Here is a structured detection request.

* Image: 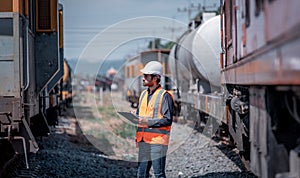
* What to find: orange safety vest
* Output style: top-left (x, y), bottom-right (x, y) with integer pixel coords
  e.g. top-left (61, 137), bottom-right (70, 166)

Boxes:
top-left (136, 87), bottom-right (172, 145)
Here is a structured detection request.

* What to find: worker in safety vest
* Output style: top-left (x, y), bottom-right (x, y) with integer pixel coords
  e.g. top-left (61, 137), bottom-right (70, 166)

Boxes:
top-left (135, 61), bottom-right (174, 178)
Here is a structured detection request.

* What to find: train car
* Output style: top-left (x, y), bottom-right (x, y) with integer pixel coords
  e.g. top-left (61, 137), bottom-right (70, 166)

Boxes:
top-left (169, 14), bottom-right (221, 94)
top-left (168, 13), bottom-right (222, 123)
top-left (60, 59), bottom-right (73, 109)
top-left (221, 1), bottom-right (300, 177)
top-left (170, 1), bottom-right (300, 178)
top-left (0, 0), bottom-right (65, 172)
top-left (125, 49), bottom-right (172, 108)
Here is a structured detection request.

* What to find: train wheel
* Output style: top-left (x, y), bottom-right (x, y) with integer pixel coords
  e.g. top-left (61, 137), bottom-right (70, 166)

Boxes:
top-left (249, 87), bottom-right (300, 178)
top-left (0, 140), bottom-right (15, 174)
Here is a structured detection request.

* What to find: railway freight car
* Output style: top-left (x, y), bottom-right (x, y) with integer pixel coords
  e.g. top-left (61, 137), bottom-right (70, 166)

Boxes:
top-left (168, 14), bottom-right (221, 123)
top-left (221, 1), bottom-right (300, 177)
top-left (169, 1), bottom-right (300, 178)
top-left (0, 0), bottom-right (65, 172)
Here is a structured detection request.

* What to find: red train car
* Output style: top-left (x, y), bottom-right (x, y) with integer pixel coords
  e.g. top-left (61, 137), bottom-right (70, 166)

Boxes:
top-left (169, 1), bottom-right (300, 177)
top-left (221, 0), bottom-right (300, 177)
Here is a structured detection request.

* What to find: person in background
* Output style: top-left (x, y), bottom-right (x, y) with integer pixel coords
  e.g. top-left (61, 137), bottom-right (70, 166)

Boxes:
top-left (135, 61), bottom-right (174, 178)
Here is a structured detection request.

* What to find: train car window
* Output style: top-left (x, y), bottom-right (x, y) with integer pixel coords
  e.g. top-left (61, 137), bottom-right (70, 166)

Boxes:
top-left (229, 0), bottom-right (233, 41)
top-left (129, 66), bottom-right (132, 78)
top-left (36, 0), bottom-right (58, 32)
top-left (245, 0), bottom-right (250, 27)
top-left (255, 0), bottom-right (264, 17)
top-left (241, 1), bottom-right (245, 19)
top-left (131, 65), bottom-right (135, 78)
top-left (125, 67), bottom-right (129, 78)
top-left (225, 0), bottom-right (233, 44)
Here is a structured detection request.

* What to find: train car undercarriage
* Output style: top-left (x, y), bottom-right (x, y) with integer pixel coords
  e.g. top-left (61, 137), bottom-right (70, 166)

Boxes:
top-left (177, 84), bottom-right (300, 178)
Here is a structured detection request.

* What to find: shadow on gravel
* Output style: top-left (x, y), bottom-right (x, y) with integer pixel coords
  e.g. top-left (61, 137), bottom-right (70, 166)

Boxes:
top-left (192, 125), bottom-right (257, 178)
top-left (191, 171), bottom-right (257, 178)
top-left (0, 140), bottom-right (15, 176)
top-left (213, 140), bottom-right (247, 171)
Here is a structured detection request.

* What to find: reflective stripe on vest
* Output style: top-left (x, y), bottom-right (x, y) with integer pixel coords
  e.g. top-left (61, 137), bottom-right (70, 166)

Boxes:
top-left (136, 87), bottom-right (172, 145)
top-left (153, 89), bottom-right (165, 119)
top-left (137, 127), bottom-right (170, 135)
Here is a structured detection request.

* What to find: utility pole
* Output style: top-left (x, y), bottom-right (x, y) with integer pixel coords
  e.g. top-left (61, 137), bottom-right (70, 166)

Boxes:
top-left (164, 17), bottom-right (183, 41)
top-left (177, 0), bottom-right (218, 22)
top-left (177, 1), bottom-right (203, 22)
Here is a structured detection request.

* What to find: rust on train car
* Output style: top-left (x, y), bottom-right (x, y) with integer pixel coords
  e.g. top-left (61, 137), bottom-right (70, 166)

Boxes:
top-left (220, 0), bottom-right (300, 177)
top-left (221, 0), bottom-right (300, 85)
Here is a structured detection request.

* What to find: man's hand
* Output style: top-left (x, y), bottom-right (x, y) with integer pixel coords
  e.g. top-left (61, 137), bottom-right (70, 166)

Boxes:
top-left (138, 117), bottom-right (148, 126)
top-left (130, 110), bottom-right (136, 114)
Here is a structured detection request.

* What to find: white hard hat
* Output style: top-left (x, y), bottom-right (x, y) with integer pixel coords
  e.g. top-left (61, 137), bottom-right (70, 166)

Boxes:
top-left (140, 61), bottom-right (163, 76)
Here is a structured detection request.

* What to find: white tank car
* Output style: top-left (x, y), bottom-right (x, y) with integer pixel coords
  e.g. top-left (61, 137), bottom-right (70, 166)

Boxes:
top-left (169, 15), bottom-right (221, 93)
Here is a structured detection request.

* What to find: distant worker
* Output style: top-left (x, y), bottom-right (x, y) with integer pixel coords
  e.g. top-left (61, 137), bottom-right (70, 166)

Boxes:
top-left (135, 61), bottom-right (174, 178)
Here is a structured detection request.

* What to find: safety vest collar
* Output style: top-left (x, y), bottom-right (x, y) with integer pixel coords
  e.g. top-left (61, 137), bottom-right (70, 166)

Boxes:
top-left (147, 84), bottom-right (162, 95)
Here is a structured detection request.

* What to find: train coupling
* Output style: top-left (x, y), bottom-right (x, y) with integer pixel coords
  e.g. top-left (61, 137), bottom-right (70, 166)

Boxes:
top-left (229, 89), bottom-right (249, 115)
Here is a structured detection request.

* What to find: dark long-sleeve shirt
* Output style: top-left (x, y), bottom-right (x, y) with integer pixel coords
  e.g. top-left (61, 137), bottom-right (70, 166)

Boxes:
top-left (136, 86), bottom-right (173, 128)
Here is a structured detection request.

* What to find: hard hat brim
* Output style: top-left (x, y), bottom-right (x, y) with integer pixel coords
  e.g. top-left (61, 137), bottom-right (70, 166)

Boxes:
top-left (140, 69), bottom-right (161, 76)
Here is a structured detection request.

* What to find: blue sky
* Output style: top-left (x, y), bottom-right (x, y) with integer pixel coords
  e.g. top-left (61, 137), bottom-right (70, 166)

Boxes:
top-left (59, 0), bottom-right (220, 62)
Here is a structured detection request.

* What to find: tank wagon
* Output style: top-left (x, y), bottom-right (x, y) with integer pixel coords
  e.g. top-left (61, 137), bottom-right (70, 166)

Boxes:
top-left (169, 1), bottom-right (300, 177)
top-left (169, 15), bottom-right (221, 94)
top-left (0, 0), bottom-right (66, 172)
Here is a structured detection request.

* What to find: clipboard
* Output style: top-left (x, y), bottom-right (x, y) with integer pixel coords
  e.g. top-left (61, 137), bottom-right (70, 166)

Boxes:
top-left (118, 112), bottom-right (139, 124)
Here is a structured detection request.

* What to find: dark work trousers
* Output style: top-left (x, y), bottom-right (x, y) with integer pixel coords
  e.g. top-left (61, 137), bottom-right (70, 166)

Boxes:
top-left (137, 142), bottom-right (168, 178)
